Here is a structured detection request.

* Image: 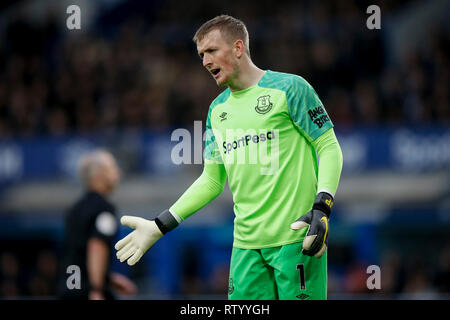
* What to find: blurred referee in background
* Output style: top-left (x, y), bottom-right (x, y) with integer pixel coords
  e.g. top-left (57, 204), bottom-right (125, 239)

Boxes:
top-left (58, 149), bottom-right (136, 300)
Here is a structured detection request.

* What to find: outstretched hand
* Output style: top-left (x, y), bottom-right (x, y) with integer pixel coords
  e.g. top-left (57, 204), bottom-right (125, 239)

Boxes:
top-left (115, 216), bottom-right (163, 266)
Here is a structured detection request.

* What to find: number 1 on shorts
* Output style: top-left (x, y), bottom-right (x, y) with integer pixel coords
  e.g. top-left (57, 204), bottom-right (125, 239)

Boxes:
top-left (297, 264), bottom-right (306, 290)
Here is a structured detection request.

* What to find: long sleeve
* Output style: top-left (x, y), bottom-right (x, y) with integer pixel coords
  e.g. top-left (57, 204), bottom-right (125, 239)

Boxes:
top-left (169, 159), bottom-right (227, 220)
top-left (312, 128), bottom-right (343, 197)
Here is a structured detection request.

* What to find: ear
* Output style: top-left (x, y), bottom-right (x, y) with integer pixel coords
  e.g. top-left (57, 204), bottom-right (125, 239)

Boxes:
top-left (234, 39), bottom-right (245, 58)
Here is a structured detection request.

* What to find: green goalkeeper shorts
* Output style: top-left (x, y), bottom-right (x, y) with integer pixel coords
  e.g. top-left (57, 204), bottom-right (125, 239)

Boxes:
top-left (228, 242), bottom-right (327, 300)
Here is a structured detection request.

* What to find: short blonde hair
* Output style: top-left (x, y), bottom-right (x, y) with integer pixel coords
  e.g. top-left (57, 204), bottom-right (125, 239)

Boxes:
top-left (193, 15), bottom-right (250, 56)
top-left (79, 149), bottom-right (114, 187)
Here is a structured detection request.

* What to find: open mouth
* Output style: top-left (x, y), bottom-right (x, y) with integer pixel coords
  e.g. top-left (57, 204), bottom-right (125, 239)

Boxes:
top-left (211, 68), bottom-right (221, 77)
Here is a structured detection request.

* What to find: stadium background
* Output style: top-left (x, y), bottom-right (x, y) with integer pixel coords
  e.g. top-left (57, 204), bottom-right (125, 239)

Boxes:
top-left (0, 0), bottom-right (449, 299)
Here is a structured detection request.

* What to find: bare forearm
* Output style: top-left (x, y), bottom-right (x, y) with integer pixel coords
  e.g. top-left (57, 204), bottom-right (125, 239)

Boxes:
top-left (87, 238), bottom-right (110, 291)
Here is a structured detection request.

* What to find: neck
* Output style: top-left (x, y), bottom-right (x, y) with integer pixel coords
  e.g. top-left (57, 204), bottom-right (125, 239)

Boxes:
top-left (228, 57), bottom-right (265, 92)
top-left (88, 184), bottom-right (109, 196)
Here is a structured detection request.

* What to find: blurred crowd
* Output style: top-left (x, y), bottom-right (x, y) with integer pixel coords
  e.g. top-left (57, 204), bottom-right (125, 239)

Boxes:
top-left (0, 250), bottom-right (58, 298)
top-left (328, 244), bottom-right (450, 299)
top-left (0, 0), bottom-right (448, 139)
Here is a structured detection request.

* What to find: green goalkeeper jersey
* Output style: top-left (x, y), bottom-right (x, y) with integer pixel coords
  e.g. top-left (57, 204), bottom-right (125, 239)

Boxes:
top-left (203, 70), bottom-right (334, 249)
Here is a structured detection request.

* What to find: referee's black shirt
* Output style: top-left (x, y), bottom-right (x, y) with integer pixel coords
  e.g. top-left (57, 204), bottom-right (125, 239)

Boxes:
top-left (59, 191), bottom-right (119, 299)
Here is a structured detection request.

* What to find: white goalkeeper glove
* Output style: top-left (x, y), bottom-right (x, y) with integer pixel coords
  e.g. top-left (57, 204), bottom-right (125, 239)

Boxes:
top-left (115, 210), bottom-right (179, 266)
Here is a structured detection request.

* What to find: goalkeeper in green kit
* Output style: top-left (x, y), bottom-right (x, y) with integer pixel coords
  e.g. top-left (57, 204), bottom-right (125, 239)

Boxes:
top-left (115, 15), bottom-right (343, 300)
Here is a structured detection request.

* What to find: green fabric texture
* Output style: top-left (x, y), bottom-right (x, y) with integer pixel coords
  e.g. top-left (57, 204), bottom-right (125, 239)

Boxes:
top-left (312, 128), bottom-right (343, 196)
top-left (228, 242), bottom-right (327, 300)
top-left (170, 160), bottom-right (226, 219)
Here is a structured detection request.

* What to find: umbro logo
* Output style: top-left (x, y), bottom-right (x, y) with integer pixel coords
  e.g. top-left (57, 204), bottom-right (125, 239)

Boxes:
top-left (219, 112), bottom-right (228, 121)
top-left (296, 293), bottom-right (310, 300)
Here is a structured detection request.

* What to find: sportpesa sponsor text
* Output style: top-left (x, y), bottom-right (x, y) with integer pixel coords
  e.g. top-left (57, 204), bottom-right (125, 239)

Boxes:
top-left (223, 130), bottom-right (276, 154)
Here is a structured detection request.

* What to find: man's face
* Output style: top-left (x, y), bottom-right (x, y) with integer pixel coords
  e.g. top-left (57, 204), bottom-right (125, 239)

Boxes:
top-left (197, 29), bottom-right (238, 87)
top-left (102, 155), bottom-right (121, 193)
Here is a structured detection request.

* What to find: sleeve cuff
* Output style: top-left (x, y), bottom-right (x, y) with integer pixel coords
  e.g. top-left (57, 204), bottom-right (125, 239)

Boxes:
top-left (169, 208), bottom-right (183, 223)
top-left (317, 188), bottom-right (334, 198)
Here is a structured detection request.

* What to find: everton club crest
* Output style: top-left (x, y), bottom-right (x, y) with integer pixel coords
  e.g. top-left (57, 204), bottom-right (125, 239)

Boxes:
top-left (255, 95), bottom-right (273, 114)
